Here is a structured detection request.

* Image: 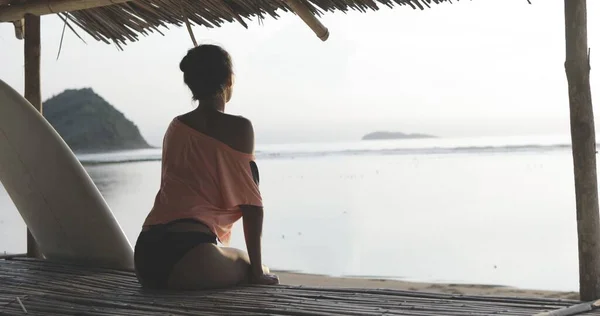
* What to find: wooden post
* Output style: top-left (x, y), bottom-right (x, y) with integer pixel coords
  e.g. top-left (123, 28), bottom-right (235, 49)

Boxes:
top-left (23, 13), bottom-right (42, 259)
top-left (564, 0), bottom-right (600, 301)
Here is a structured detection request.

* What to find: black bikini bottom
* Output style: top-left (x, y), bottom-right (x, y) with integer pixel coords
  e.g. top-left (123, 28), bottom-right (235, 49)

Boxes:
top-left (134, 219), bottom-right (217, 289)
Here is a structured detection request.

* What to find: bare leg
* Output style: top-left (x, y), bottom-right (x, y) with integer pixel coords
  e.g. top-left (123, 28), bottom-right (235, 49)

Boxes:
top-left (218, 247), bottom-right (271, 284)
top-left (219, 248), bottom-right (270, 272)
top-left (167, 244), bottom-right (270, 290)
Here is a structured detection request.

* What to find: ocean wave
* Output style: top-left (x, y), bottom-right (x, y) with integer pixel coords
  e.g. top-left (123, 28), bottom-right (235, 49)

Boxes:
top-left (81, 157), bottom-right (161, 165)
top-left (78, 143), bottom-right (574, 165)
top-left (256, 144), bottom-right (572, 158)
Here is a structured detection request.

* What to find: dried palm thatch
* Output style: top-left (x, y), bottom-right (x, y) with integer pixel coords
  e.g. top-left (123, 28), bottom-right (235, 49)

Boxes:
top-left (0, 0), bottom-right (459, 49)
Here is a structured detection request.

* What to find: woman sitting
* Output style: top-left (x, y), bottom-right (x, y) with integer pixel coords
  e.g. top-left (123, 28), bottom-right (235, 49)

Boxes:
top-left (133, 44), bottom-right (279, 290)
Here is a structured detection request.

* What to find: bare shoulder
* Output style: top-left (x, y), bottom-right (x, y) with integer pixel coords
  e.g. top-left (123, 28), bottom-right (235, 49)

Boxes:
top-left (228, 115), bottom-right (253, 131)
top-left (221, 114), bottom-right (255, 154)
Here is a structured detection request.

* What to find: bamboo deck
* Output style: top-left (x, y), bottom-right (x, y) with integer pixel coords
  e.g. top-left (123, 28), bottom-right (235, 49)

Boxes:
top-left (0, 258), bottom-right (599, 316)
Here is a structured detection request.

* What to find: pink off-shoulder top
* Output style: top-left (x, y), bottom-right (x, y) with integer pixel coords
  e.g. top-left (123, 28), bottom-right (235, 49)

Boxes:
top-left (142, 118), bottom-right (262, 246)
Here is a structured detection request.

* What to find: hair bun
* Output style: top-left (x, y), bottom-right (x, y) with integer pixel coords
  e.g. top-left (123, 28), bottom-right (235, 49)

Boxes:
top-left (179, 44), bottom-right (233, 101)
top-left (179, 54), bottom-right (191, 73)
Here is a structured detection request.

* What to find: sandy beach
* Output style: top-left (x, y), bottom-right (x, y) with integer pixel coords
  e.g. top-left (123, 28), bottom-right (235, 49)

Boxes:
top-left (275, 271), bottom-right (580, 301)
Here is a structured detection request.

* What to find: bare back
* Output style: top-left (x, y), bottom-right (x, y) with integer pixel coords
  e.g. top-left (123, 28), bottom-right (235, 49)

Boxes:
top-left (177, 108), bottom-right (254, 155)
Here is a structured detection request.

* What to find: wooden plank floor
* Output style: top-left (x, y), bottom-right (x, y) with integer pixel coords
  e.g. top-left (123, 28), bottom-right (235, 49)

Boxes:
top-left (0, 258), bottom-right (599, 316)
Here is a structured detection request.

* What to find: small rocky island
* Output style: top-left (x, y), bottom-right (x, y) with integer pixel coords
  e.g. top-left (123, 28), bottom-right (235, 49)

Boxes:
top-left (362, 131), bottom-right (436, 141)
top-left (44, 88), bottom-right (152, 153)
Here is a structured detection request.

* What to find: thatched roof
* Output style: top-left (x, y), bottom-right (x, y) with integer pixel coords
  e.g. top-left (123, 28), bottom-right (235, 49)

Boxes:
top-left (0, 0), bottom-right (456, 48)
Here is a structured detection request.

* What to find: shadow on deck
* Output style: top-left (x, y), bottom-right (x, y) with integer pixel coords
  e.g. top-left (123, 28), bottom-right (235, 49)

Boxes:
top-left (0, 258), bottom-right (599, 315)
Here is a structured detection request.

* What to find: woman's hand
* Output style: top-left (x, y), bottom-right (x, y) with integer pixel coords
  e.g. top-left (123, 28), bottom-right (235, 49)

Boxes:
top-left (251, 272), bottom-right (279, 285)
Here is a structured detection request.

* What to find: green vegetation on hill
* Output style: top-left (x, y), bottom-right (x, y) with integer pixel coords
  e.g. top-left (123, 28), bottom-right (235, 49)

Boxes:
top-left (43, 88), bottom-right (151, 153)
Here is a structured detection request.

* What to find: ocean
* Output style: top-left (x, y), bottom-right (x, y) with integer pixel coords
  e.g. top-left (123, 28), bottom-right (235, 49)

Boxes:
top-left (0, 135), bottom-right (584, 292)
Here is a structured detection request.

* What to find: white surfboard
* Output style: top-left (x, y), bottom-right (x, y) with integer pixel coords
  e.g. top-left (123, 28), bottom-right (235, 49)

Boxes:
top-left (0, 79), bottom-right (133, 270)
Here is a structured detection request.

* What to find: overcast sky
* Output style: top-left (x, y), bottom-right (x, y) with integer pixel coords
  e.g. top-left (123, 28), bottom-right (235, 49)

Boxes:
top-left (1, 0), bottom-right (599, 145)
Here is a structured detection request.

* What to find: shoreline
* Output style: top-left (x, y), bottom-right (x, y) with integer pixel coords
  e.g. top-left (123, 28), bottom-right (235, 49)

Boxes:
top-left (273, 270), bottom-right (580, 301)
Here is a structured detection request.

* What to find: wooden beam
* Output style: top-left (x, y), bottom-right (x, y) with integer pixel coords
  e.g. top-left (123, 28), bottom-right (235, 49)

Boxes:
top-left (283, 0), bottom-right (329, 41)
top-left (13, 18), bottom-right (23, 39)
top-left (24, 13), bottom-right (42, 259)
top-left (564, 0), bottom-right (600, 301)
top-left (0, 0), bottom-right (130, 23)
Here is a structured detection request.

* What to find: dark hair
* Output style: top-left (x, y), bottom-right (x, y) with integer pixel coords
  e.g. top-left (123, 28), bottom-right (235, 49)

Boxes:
top-left (179, 44), bottom-right (233, 101)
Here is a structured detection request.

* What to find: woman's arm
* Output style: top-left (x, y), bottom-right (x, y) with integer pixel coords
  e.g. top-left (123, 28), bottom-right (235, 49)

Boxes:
top-left (240, 205), bottom-right (264, 277)
top-left (241, 205), bottom-right (278, 285)
top-left (237, 117), bottom-right (278, 284)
